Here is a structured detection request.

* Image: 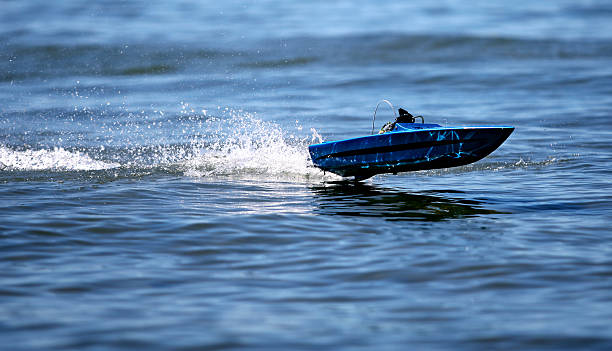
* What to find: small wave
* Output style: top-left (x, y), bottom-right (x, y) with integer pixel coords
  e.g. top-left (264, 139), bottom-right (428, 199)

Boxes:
top-left (417, 156), bottom-right (565, 176)
top-left (0, 146), bottom-right (120, 171)
top-left (119, 64), bottom-right (176, 76)
top-left (239, 56), bottom-right (318, 69)
top-left (4, 34), bottom-right (611, 83)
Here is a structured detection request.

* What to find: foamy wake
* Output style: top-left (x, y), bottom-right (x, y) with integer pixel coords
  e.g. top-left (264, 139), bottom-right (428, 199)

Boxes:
top-left (0, 146), bottom-right (120, 171)
top-left (182, 110), bottom-right (337, 181)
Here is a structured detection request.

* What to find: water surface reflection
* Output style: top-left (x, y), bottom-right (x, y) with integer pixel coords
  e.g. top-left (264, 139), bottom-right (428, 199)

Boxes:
top-left (310, 181), bottom-right (503, 221)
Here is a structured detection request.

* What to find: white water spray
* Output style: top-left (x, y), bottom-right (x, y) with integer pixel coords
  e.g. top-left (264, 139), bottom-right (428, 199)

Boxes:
top-left (0, 146), bottom-right (120, 171)
top-left (183, 109), bottom-right (337, 180)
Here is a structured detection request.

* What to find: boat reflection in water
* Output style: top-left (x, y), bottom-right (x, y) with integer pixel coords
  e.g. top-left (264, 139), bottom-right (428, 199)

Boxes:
top-left (309, 181), bottom-right (503, 222)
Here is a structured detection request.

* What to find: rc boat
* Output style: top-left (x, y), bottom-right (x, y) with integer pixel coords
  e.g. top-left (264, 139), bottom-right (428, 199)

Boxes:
top-left (308, 101), bottom-right (514, 180)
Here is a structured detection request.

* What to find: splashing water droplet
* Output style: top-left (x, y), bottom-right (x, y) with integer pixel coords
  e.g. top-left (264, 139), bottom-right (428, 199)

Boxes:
top-left (181, 110), bottom-right (335, 181)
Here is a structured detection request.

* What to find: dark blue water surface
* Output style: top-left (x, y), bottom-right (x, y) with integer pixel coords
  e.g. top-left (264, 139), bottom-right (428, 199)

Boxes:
top-left (2, 1), bottom-right (612, 350)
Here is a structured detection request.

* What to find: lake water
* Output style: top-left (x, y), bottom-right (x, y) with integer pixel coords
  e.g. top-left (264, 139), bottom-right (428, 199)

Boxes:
top-left (1, 1), bottom-right (612, 350)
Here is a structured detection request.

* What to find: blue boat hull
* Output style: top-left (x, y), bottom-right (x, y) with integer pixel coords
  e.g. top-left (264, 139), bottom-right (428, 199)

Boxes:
top-left (309, 124), bottom-right (514, 179)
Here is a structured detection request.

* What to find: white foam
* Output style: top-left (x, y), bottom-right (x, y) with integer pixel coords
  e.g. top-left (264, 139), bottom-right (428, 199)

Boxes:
top-left (0, 146), bottom-right (120, 171)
